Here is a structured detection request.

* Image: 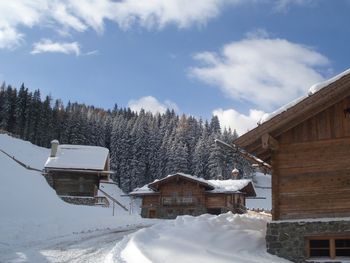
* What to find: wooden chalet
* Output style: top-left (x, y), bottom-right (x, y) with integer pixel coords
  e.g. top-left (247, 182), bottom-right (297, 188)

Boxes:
top-left (234, 69), bottom-right (350, 261)
top-left (44, 140), bottom-right (111, 204)
top-left (130, 172), bottom-right (256, 219)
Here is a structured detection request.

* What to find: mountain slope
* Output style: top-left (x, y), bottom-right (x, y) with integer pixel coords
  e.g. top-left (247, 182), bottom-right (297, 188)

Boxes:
top-left (0, 134), bottom-right (143, 249)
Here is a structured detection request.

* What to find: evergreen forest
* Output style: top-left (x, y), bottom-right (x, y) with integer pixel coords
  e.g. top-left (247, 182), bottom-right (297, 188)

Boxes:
top-left (0, 83), bottom-right (253, 192)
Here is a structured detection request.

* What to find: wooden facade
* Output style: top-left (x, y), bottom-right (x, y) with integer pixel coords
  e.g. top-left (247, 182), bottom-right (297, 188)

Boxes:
top-left (131, 173), bottom-right (255, 219)
top-left (234, 71), bottom-right (350, 221)
top-left (46, 170), bottom-right (106, 197)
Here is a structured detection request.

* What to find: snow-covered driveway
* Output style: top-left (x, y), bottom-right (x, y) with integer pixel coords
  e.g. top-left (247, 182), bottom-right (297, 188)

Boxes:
top-left (0, 227), bottom-right (143, 263)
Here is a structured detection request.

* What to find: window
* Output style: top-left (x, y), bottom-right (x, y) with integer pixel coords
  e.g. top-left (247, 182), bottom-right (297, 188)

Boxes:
top-left (308, 237), bottom-right (350, 259)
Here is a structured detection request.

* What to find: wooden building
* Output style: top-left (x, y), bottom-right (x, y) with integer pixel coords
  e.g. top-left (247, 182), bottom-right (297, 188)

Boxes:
top-left (234, 69), bottom-right (350, 261)
top-left (44, 140), bottom-right (111, 205)
top-left (130, 172), bottom-right (256, 219)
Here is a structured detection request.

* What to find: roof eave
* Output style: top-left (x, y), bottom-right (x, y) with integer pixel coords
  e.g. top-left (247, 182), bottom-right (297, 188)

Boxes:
top-left (234, 73), bottom-right (350, 160)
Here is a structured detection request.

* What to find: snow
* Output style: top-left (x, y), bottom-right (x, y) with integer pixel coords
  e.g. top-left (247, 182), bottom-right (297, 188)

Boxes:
top-left (130, 184), bottom-right (157, 195)
top-left (0, 134), bottom-right (149, 262)
top-left (259, 68), bottom-right (350, 124)
top-left (309, 68), bottom-right (350, 94)
top-left (0, 134), bottom-right (284, 263)
top-left (131, 173), bottom-right (255, 195)
top-left (208, 179), bottom-right (252, 193)
top-left (98, 181), bottom-right (131, 208)
top-left (107, 212), bottom-right (290, 263)
top-left (45, 143), bottom-right (109, 170)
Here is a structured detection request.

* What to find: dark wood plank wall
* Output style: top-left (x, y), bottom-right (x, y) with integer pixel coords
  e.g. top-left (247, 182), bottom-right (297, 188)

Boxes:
top-left (142, 195), bottom-right (160, 206)
top-left (274, 97), bottom-right (350, 220)
top-left (206, 195), bottom-right (226, 208)
top-left (159, 179), bottom-right (206, 205)
top-left (51, 172), bottom-right (99, 197)
top-left (279, 96), bottom-right (350, 144)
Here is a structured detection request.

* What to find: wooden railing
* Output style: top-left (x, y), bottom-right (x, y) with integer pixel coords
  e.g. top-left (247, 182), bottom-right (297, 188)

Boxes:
top-left (162, 196), bottom-right (197, 206)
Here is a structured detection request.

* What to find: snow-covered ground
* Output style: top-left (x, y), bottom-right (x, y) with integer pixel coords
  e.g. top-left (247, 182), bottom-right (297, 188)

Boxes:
top-left (0, 134), bottom-right (286, 263)
top-left (107, 212), bottom-right (290, 263)
top-left (0, 134), bottom-right (151, 263)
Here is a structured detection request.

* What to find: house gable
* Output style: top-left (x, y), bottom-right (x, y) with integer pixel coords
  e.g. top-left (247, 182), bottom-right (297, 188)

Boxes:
top-left (234, 69), bottom-right (350, 221)
top-left (235, 70), bottom-right (350, 162)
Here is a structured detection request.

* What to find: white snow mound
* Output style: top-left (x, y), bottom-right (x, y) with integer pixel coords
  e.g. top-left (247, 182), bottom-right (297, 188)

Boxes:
top-left (108, 212), bottom-right (290, 263)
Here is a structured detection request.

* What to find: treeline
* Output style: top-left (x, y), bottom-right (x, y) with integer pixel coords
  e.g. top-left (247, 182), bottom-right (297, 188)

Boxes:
top-left (0, 83), bottom-right (252, 192)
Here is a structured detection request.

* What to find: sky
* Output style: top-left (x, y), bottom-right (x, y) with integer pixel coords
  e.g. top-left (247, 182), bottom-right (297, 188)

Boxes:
top-left (0, 0), bottom-right (349, 135)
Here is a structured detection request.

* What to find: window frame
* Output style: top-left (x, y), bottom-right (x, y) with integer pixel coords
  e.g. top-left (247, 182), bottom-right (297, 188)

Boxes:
top-left (306, 235), bottom-right (350, 260)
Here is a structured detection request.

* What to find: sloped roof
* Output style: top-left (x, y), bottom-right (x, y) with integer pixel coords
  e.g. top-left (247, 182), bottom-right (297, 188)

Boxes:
top-left (130, 173), bottom-right (256, 197)
top-left (234, 68), bottom-right (350, 162)
top-left (148, 173), bottom-right (214, 191)
top-left (45, 144), bottom-right (109, 171)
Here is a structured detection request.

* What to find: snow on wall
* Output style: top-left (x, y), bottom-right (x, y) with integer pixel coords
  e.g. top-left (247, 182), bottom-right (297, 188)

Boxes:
top-left (45, 144), bottom-right (109, 170)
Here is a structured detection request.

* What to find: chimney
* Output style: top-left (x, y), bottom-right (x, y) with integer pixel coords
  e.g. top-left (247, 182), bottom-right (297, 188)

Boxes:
top-left (50, 140), bottom-right (59, 157)
top-left (231, 168), bottom-right (239, 180)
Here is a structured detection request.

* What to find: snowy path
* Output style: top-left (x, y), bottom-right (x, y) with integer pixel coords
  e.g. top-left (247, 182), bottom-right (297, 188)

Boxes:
top-left (0, 227), bottom-right (143, 263)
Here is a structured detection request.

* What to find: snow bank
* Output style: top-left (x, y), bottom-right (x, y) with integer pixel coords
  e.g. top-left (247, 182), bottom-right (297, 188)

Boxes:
top-left (108, 213), bottom-right (290, 263)
top-left (0, 134), bottom-right (146, 250)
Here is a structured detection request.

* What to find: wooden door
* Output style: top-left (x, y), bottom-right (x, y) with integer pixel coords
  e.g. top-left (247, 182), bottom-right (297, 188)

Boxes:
top-left (148, 209), bottom-right (156, 218)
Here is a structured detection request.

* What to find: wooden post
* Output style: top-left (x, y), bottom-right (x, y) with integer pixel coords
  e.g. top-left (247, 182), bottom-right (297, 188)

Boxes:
top-left (262, 133), bottom-right (279, 151)
top-left (271, 151), bottom-right (279, 220)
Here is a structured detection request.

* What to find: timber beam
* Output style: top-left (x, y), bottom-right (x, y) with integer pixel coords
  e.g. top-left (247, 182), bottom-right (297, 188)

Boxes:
top-left (261, 133), bottom-right (279, 151)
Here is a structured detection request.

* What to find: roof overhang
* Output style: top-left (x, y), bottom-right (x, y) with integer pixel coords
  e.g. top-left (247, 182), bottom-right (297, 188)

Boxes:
top-left (234, 72), bottom-right (350, 162)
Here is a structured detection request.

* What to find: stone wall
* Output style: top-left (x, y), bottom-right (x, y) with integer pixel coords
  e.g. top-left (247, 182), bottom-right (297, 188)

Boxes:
top-left (60, 196), bottom-right (96, 206)
top-left (266, 220), bottom-right (350, 263)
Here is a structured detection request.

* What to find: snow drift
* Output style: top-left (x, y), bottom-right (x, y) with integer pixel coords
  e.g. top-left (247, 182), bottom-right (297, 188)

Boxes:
top-left (108, 212), bottom-right (290, 263)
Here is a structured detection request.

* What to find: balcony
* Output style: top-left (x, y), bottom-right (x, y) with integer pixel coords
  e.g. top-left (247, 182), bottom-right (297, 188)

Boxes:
top-left (162, 196), bottom-right (197, 206)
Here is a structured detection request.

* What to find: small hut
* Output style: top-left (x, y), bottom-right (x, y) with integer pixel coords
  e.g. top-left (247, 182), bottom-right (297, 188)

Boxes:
top-left (44, 140), bottom-right (111, 205)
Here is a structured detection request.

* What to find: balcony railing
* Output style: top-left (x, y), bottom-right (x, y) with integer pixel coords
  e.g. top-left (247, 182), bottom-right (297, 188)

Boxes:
top-left (162, 196), bottom-right (197, 206)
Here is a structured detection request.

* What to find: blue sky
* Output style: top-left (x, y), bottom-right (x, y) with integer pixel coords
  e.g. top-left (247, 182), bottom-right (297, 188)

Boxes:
top-left (0, 0), bottom-right (349, 134)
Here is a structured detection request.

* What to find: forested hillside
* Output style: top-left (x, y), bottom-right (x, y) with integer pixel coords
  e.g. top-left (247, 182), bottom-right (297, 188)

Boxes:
top-left (0, 83), bottom-right (252, 192)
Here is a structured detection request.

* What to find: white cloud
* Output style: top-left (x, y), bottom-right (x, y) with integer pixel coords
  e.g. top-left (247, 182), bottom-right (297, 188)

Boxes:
top-left (0, 0), bottom-right (242, 50)
top-left (128, 96), bottom-right (179, 114)
top-left (31, 39), bottom-right (80, 56)
top-left (213, 108), bottom-right (266, 135)
top-left (190, 36), bottom-right (330, 111)
top-left (0, 26), bottom-right (23, 49)
top-left (0, 1), bottom-right (318, 50)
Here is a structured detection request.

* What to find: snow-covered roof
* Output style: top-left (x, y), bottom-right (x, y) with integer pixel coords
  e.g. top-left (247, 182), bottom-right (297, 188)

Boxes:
top-left (208, 179), bottom-right (252, 193)
top-left (148, 173), bottom-right (214, 190)
top-left (130, 173), bottom-right (255, 196)
top-left (259, 68), bottom-right (350, 124)
top-left (45, 144), bottom-right (109, 171)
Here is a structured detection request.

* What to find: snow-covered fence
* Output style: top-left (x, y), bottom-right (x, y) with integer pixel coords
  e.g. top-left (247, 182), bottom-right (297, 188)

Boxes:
top-left (0, 148), bottom-right (42, 172)
top-left (98, 187), bottom-right (128, 212)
